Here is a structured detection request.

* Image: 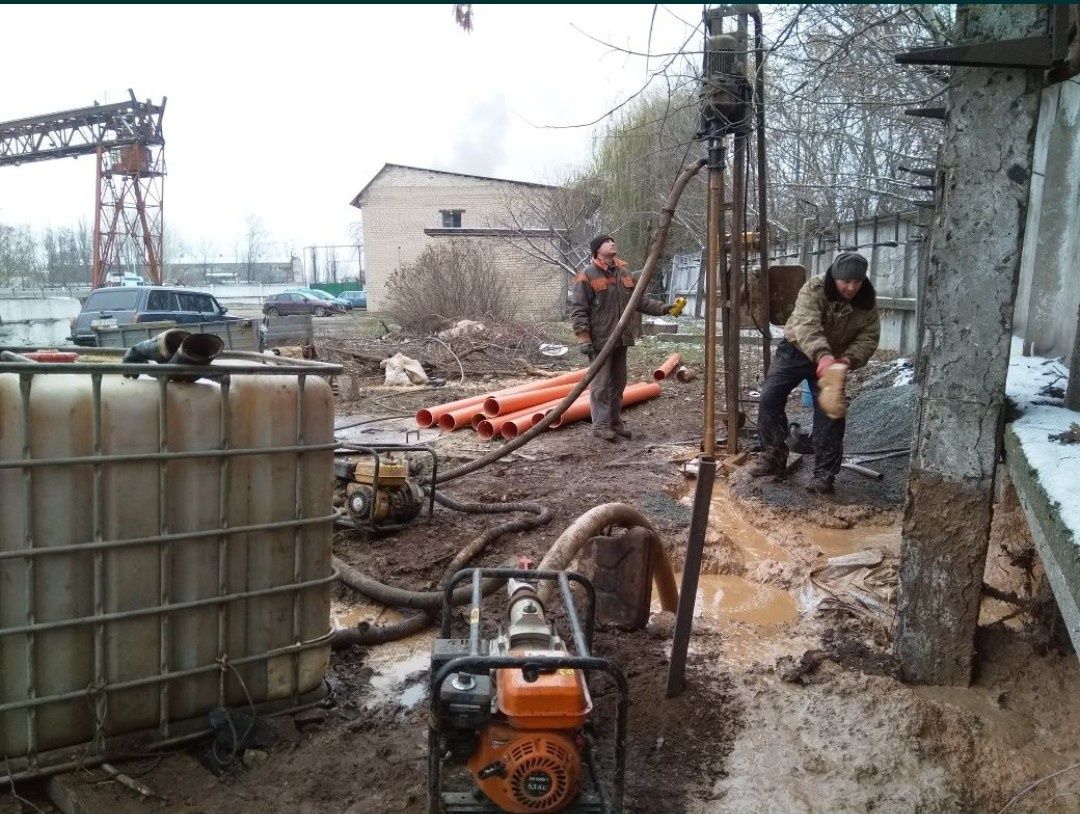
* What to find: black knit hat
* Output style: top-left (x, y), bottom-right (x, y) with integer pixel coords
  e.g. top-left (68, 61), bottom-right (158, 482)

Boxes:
top-left (590, 234), bottom-right (614, 258)
top-left (831, 252), bottom-right (869, 281)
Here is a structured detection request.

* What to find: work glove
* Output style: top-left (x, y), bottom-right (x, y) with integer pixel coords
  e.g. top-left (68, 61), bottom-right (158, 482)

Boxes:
top-left (578, 341), bottom-right (596, 361)
top-left (818, 360), bottom-right (850, 420)
top-left (816, 354), bottom-right (845, 379)
top-left (665, 297), bottom-right (687, 317)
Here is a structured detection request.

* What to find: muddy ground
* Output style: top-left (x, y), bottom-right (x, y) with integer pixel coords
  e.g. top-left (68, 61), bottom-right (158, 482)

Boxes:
top-left (23, 316), bottom-right (1079, 814)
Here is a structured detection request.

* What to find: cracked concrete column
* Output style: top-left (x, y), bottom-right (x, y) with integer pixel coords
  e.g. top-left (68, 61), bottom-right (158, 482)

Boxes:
top-left (896, 4), bottom-right (1045, 686)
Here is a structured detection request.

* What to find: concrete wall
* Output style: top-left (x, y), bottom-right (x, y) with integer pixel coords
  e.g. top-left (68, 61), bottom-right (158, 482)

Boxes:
top-left (355, 165), bottom-right (565, 319)
top-left (0, 296), bottom-right (81, 346)
top-left (1015, 77), bottom-right (1080, 360)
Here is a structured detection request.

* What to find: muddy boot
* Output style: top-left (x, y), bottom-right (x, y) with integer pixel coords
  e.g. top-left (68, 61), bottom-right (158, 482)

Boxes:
top-left (612, 422), bottom-right (632, 439)
top-left (749, 449), bottom-right (787, 478)
top-left (805, 474), bottom-right (834, 494)
top-left (592, 425), bottom-right (618, 443)
top-left (749, 440), bottom-right (788, 478)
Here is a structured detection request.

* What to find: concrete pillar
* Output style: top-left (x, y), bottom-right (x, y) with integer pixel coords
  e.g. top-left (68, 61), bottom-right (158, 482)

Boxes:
top-left (1021, 78), bottom-right (1080, 358)
top-left (896, 4), bottom-right (1045, 686)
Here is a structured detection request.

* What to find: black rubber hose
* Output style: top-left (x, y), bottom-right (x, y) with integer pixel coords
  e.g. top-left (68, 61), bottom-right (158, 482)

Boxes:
top-left (330, 492), bottom-right (552, 649)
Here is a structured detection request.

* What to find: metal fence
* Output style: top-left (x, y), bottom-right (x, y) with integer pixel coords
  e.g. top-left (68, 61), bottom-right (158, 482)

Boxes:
top-left (667, 209), bottom-right (931, 354)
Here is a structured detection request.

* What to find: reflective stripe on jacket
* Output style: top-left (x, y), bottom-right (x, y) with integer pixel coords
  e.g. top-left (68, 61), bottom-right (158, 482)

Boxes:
top-left (783, 271), bottom-right (880, 368)
top-left (569, 258), bottom-right (666, 347)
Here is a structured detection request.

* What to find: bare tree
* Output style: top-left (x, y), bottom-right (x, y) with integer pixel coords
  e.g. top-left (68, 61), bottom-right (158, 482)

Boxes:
top-left (240, 214), bottom-right (267, 283)
top-left (0, 223), bottom-right (41, 286)
top-left (496, 179), bottom-right (601, 276)
top-left (568, 4), bottom-right (952, 262)
top-left (42, 224), bottom-right (92, 285)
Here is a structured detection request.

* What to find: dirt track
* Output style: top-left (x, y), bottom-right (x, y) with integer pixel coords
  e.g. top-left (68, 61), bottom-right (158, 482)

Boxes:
top-left (49, 320), bottom-right (1079, 814)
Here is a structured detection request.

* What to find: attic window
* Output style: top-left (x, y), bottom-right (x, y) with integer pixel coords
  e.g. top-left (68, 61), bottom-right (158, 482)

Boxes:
top-left (440, 209), bottom-right (464, 228)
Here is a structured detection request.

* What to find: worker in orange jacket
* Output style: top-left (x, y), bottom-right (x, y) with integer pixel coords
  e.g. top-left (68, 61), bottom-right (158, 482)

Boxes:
top-left (569, 235), bottom-right (681, 442)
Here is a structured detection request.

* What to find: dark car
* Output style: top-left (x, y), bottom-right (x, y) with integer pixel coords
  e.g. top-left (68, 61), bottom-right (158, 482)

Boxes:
top-left (339, 290), bottom-right (367, 309)
top-left (291, 288), bottom-right (353, 310)
top-left (70, 286), bottom-right (234, 346)
top-left (263, 291), bottom-right (344, 317)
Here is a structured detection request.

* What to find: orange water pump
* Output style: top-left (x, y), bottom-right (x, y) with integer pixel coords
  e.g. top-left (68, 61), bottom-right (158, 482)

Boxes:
top-left (428, 568), bottom-right (628, 814)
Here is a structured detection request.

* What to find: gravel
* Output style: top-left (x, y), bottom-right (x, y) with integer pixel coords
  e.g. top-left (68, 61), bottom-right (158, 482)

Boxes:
top-left (844, 384), bottom-right (916, 454)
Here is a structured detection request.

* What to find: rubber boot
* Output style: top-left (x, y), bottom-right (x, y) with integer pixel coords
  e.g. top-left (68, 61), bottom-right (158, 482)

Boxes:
top-left (749, 443), bottom-right (788, 478)
top-left (592, 425), bottom-right (618, 443)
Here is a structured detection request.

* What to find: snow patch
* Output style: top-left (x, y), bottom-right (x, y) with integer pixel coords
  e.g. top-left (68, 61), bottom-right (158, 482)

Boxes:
top-left (1006, 335), bottom-right (1068, 410)
top-left (1011, 405), bottom-right (1080, 548)
top-left (1006, 335), bottom-right (1079, 550)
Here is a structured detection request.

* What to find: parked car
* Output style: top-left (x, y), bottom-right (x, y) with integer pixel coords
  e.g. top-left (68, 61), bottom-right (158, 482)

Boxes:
top-left (69, 286), bottom-right (234, 346)
top-left (339, 290), bottom-right (367, 309)
top-left (263, 291), bottom-right (344, 317)
top-left (289, 288), bottom-right (353, 310)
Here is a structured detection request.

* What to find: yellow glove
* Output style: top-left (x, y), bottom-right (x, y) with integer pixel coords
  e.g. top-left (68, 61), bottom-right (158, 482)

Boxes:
top-left (667, 297), bottom-right (687, 317)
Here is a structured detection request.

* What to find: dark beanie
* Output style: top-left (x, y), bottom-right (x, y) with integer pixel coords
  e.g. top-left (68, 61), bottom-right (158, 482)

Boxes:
top-left (831, 252), bottom-right (869, 281)
top-left (590, 234), bottom-right (614, 258)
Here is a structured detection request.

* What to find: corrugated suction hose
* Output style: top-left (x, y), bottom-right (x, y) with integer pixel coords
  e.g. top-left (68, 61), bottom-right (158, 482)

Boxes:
top-left (536, 502), bottom-right (679, 613)
top-left (330, 491), bottom-right (552, 648)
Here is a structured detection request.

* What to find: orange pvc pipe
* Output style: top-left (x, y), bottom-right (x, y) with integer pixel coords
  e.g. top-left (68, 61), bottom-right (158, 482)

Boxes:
top-left (652, 352), bottom-right (682, 381)
top-left (416, 368), bottom-right (588, 428)
top-left (476, 402), bottom-right (553, 441)
top-left (531, 393), bottom-right (590, 425)
top-left (416, 394), bottom-right (486, 428)
top-left (437, 403), bottom-right (488, 431)
top-left (482, 383), bottom-right (578, 418)
top-left (550, 382), bottom-right (661, 429)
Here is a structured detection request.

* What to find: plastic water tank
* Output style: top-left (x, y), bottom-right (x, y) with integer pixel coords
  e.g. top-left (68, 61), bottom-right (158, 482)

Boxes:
top-left (0, 349), bottom-right (340, 779)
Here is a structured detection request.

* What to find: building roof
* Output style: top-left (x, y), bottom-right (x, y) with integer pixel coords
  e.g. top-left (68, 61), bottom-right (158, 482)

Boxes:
top-left (349, 162), bottom-right (557, 208)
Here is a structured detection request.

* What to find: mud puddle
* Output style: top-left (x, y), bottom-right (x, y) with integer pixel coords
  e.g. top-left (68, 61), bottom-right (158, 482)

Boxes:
top-left (332, 599), bottom-right (430, 710)
top-left (807, 524), bottom-right (901, 557)
top-left (681, 573), bottom-right (798, 626)
top-left (335, 414), bottom-right (438, 446)
top-left (331, 598), bottom-right (404, 630)
top-left (360, 638), bottom-right (431, 712)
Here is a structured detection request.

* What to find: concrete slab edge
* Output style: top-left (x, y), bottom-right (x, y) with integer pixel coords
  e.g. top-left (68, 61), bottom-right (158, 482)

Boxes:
top-left (1004, 424), bottom-right (1080, 659)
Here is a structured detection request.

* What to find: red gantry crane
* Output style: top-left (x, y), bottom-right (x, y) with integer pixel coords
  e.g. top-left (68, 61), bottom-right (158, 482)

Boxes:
top-left (0, 90), bottom-right (166, 288)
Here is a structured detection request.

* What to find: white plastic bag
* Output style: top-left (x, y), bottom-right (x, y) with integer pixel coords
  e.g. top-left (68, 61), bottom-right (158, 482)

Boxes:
top-left (381, 353), bottom-right (429, 386)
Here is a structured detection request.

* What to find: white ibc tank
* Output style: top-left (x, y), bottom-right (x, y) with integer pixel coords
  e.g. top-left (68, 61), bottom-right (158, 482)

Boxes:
top-left (0, 352), bottom-right (338, 778)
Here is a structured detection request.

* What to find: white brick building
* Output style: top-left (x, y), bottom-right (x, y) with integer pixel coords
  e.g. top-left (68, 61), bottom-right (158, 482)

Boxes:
top-left (350, 164), bottom-right (567, 319)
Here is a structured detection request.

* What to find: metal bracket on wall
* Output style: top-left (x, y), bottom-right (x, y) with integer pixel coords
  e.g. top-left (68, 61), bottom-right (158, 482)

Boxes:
top-left (895, 5), bottom-right (1072, 70)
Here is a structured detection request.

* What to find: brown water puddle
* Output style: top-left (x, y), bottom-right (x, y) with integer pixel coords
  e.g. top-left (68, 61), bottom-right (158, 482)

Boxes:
top-left (331, 598), bottom-right (405, 630)
top-left (705, 491), bottom-right (790, 562)
top-left (683, 573), bottom-right (798, 627)
top-left (332, 600), bottom-right (429, 710)
top-left (807, 525), bottom-right (901, 558)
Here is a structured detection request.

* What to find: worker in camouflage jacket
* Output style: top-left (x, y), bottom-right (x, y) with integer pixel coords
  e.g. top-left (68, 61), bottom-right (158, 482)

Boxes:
top-left (570, 235), bottom-right (681, 442)
top-left (751, 252), bottom-right (880, 493)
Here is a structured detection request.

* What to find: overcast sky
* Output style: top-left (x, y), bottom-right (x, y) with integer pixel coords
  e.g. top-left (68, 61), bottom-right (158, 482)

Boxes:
top-left (0, 4), bottom-right (702, 261)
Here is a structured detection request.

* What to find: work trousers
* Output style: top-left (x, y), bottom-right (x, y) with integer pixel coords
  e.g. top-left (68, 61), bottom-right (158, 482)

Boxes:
top-left (589, 345), bottom-right (629, 429)
top-left (757, 339), bottom-right (845, 480)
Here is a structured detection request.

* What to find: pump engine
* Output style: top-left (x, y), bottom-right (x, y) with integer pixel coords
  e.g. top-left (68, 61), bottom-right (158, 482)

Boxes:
top-left (333, 443), bottom-right (435, 530)
top-left (429, 568), bottom-right (627, 814)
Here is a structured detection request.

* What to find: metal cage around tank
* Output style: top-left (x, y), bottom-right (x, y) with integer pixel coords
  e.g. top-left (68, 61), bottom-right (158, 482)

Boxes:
top-left (0, 347), bottom-right (343, 782)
